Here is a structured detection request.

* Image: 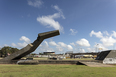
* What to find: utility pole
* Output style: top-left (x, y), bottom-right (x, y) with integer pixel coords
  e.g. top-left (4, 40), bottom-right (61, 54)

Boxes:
top-left (96, 44), bottom-right (99, 52)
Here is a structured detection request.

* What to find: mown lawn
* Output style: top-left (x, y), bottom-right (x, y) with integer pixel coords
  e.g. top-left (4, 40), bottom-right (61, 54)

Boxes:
top-left (0, 65), bottom-right (116, 77)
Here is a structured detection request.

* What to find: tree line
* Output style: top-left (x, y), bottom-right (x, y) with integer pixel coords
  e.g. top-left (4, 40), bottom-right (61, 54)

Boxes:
top-left (0, 46), bottom-right (19, 57)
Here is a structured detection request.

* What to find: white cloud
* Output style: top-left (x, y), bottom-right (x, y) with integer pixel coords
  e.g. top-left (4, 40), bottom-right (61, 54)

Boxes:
top-left (97, 43), bottom-right (108, 50)
top-left (67, 45), bottom-right (73, 50)
top-left (0, 44), bottom-right (10, 49)
top-left (103, 31), bottom-right (109, 36)
top-left (17, 42), bottom-right (28, 48)
top-left (11, 36), bottom-right (31, 48)
top-left (11, 42), bottom-right (27, 48)
top-left (81, 49), bottom-right (85, 53)
top-left (43, 41), bottom-right (49, 47)
top-left (90, 30), bottom-right (103, 38)
top-left (20, 36), bottom-right (31, 43)
top-left (76, 38), bottom-right (90, 47)
top-left (87, 48), bottom-right (96, 52)
top-left (37, 5), bottom-right (65, 33)
top-left (4, 44), bottom-right (9, 47)
top-left (56, 46), bottom-right (64, 52)
top-left (53, 5), bottom-right (65, 19)
top-left (39, 41), bottom-right (74, 52)
top-left (11, 43), bottom-right (17, 47)
top-left (69, 29), bottom-right (77, 35)
top-left (58, 42), bottom-right (67, 47)
top-left (48, 13), bottom-right (61, 19)
top-left (37, 14), bottom-right (63, 32)
top-left (79, 49), bottom-right (85, 53)
top-left (94, 43), bottom-right (108, 51)
top-left (57, 42), bottom-right (73, 51)
top-left (28, 0), bottom-right (43, 8)
top-left (38, 41), bottom-right (54, 52)
top-left (90, 30), bottom-right (116, 47)
top-left (49, 41), bottom-right (57, 46)
top-left (100, 36), bottom-right (116, 47)
top-left (70, 42), bottom-right (76, 46)
top-left (112, 31), bottom-right (116, 38)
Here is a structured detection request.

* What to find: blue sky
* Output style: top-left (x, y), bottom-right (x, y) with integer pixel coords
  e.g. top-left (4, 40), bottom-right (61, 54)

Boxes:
top-left (1, 0), bottom-right (116, 54)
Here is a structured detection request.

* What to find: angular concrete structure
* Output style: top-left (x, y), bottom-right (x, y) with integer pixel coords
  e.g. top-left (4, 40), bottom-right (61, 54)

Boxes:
top-left (96, 50), bottom-right (116, 64)
top-left (0, 30), bottom-right (60, 64)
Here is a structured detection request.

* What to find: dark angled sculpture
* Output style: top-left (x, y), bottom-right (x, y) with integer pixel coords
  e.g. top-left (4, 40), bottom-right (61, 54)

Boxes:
top-left (0, 30), bottom-right (60, 64)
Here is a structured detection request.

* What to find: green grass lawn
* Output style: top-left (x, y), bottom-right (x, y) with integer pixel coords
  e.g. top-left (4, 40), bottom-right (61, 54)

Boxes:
top-left (0, 64), bottom-right (116, 77)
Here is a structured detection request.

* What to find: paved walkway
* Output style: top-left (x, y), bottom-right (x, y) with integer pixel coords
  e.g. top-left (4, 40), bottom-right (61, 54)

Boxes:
top-left (79, 61), bottom-right (115, 67)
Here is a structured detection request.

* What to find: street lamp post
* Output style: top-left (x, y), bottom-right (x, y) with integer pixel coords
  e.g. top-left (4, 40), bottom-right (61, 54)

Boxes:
top-left (96, 44), bottom-right (99, 52)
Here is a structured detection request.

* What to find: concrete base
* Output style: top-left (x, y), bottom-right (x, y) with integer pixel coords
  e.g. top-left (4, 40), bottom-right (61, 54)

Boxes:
top-left (17, 60), bottom-right (39, 65)
top-left (38, 60), bottom-right (78, 64)
top-left (0, 59), bottom-right (114, 67)
top-left (79, 61), bottom-right (114, 67)
top-left (0, 60), bottom-right (100, 64)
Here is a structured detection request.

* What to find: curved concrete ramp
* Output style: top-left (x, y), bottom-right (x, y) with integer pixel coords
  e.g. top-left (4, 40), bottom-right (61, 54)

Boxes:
top-left (79, 61), bottom-right (114, 67)
top-left (0, 30), bottom-right (60, 64)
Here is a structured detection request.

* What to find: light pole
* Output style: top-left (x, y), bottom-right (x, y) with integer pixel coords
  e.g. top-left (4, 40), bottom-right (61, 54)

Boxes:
top-left (96, 44), bottom-right (99, 52)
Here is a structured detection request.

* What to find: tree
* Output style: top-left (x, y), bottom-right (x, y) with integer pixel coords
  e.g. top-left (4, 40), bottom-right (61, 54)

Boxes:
top-left (0, 46), bottom-right (19, 57)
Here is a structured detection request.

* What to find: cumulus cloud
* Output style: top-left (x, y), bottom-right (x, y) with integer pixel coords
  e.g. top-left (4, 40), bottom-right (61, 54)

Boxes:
top-left (67, 45), bottom-right (73, 50)
top-left (43, 41), bottom-right (49, 47)
top-left (0, 44), bottom-right (10, 49)
top-left (53, 5), bottom-right (65, 19)
top-left (57, 42), bottom-right (73, 51)
top-left (37, 5), bottom-right (65, 33)
top-left (92, 43), bottom-right (108, 52)
top-left (100, 36), bottom-right (116, 47)
top-left (56, 46), bottom-right (64, 52)
top-left (17, 42), bottom-right (28, 48)
top-left (81, 49), bottom-right (85, 53)
top-left (87, 48), bottom-right (96, 52)
top-left (69, 29), bottom-right (77, 35)
top-left (38, 41), bottom-right (54, 52)
top-left (76, 38), bottom-right (90, 47)
top-left (20, 36), bottom-right (31, 43)
top-left (96, 43), bottom-right (108, 50)
top-left (70, 42), bottom-right (76, 46)
top-left (90, 30), bottom-right (103, 38)
top-left (112, 31), bottom-right (116, 38)
top-left (103, 31), bottom-right (109, 36)
top-left (38, 40), bottom-right (73, 53)
top-left (37, 13), bottom-right (63, 32)
top-left (27, 0), bottom-right (43, 8)
top-left (78, 49), bottom-right (85, 53)
top-left (11, 43), bottom-right (17, 47)
top-left (49, 41), bottom-right (57, 46)
top-left (90, 30), bottom-right (116, 47)
top-left (4, 44), bottom-right (9, 47)
top-left (58, 42), bottom-right (67, 47)
top-left (11, 36), bottom-right (31, 48)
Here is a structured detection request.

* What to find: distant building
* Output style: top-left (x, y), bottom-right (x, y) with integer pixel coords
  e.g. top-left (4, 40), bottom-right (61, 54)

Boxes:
top-left (65, 51), bottom-right (73, 55)
top-left (43, 52), bottom-right (55, 55)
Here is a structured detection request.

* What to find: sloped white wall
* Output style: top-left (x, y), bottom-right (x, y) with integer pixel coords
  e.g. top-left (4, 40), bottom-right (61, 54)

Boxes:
top-left (103, 58), bottom-right (116, 64)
